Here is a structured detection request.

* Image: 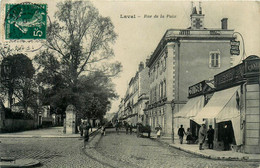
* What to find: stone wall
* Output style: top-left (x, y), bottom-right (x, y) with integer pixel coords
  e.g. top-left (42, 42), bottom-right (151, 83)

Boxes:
top-left (245, 83), bottom-right (260, 154)
top-left (2, 119), bottom-right (35, 132)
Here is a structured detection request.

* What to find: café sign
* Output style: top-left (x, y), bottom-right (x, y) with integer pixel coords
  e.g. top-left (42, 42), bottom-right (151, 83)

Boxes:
top-left (214, 63), bottom-right (245, 90)
top-left (230, 40), bottom-right (240, 56)
top-left (244, 56), bottom-right (260, 77)
top-left (188, 81), bottom-right (205, 98)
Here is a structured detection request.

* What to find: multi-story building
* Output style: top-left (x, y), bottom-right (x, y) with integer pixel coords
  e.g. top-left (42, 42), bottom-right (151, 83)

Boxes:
top-left (117, 98), bottom-right (125, 121)
top-left (145, 5), bottom-right (236, 135)
top-left (122, 62), bottom-right (149, 126)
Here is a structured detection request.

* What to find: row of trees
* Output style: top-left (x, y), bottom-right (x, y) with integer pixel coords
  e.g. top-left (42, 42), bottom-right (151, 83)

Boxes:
top-left (0, 1), bottom-right (121, 121)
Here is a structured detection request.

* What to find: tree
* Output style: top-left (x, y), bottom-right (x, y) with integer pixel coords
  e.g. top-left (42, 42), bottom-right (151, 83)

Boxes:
top-left (35, 0), bottom-right (121, 88)
top-left (0, 54), bottom-right (36, 112)
top-left (76, 71), bottom-right (118, 119)
top-left (40, 70), bottom-right (118, 120)
top-left (34, 0), bottom-right (121, 118)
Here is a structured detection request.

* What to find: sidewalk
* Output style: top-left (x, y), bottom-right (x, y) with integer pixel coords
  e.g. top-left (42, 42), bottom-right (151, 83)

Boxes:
top-left (0, 127), bottom-right (98, 138)
top-left (150, 132), bottom-right (260, 162)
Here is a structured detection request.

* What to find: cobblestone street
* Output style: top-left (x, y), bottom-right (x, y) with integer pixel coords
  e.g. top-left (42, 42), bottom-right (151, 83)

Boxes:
top-left (0, 128), bottom-right (259, 168)
top-left (96, 129), bottom-right (260, 168)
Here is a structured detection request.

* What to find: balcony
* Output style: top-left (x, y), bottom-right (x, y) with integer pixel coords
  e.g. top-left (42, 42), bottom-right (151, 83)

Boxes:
top-left (165, 29), bottom-right (234, 39)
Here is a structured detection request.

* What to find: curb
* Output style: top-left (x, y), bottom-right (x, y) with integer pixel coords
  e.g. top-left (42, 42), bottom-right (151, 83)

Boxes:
top-left (0, 129), bottom-right (100, 139)
top-left (150, 137), bottom-right (260, 162)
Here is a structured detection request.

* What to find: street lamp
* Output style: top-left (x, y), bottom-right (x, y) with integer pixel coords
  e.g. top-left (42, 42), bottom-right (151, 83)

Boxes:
top-left (171, 100), bottom-right (175, 143)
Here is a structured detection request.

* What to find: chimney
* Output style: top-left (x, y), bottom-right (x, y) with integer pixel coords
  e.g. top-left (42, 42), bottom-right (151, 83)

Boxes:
top-left (221, 18), bottom-right (228, 29)
top-left (139, 62), bottom-right (144, 72)
top-left (199, 2), bottom-right (202, 14)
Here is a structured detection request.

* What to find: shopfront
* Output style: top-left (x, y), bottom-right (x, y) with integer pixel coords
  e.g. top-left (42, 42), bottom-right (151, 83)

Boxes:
top-left (174, 80), bottom-right (214, 142)
top-left (193, 55), bottom-right (260, 154)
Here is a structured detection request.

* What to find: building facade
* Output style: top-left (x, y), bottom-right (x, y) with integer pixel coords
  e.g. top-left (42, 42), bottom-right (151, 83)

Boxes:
top-left (185, 55), bottom-right (260, 154)
top-left (145, 6), bottom-right (236, 135)
top-left (119, 62), bottom-right (149, 126)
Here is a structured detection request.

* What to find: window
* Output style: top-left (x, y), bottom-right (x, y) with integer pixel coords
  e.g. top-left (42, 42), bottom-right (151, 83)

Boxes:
top-left (154, 86), bottom-right (157, 102)
top-left (156, 62), bottom-right (159, 78)
top-left (158, 83), bottom-right (161, 100)
top-left (164, 79), bottom-right (166, 98)
top-left (160, 82), bottom-right (164, 99)
top-left (209, 51), bottom-right (220, 68)
top-left (164, 56), bottom-right (167, 70)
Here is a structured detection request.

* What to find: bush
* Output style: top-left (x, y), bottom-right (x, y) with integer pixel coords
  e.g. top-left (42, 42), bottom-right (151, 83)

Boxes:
top-left (5, 108), bottom-right (34, 120)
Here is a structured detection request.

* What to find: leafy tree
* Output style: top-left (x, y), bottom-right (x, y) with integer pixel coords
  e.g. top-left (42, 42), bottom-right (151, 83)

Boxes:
top-left (0, 54), bottom-right (36, 112)
top-left (34, 0), bottom-right (121, 118)
top-left (35, 0), bottom-right (121, 88)
top-left (77, 71), bottom-right (118, 119)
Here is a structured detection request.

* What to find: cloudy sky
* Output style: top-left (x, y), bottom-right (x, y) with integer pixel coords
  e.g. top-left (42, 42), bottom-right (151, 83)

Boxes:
top-left (1, 0), bottom-right (259, 114)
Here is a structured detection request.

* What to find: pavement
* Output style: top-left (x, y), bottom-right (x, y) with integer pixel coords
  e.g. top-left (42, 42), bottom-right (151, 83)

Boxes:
top-left (0, 126), bottom-right (98, 138)
top-left (1, 127), bottom-right (259, 164)
top-left (150, 132), bottom-right (260, 162)
top-left (0, 127), bottom-right (99, 167)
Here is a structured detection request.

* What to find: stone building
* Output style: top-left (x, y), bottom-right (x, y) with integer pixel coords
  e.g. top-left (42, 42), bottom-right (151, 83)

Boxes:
top-left (121, 62), bottom-right (149, 126)
top-left (144, 5), bottom-right (236, 136)
top-left (184, 55), bottom-right (260, 154)
top-left (117, 98), bottom-right (125, 121)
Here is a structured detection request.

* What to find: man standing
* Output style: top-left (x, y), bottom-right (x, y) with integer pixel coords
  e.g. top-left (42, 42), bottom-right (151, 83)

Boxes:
top-left (223, 124), bottom-right (232, 151)
top-left (178, 125), bottom-right (186, 144)
top-left (129, 123), bottom-right (133, 135)
top-left (82, 119), bottom-right (92, 149)
top-left (207, 125), bottom-right (214, 149)
top-left (199, 123), bottom-right (207, 150)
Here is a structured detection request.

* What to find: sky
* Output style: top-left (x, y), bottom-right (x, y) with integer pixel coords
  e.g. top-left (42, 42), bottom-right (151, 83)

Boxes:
top-left (91, 1), bottom-right (260, 113)
top-left (0, 0), bottom-right (259, 113)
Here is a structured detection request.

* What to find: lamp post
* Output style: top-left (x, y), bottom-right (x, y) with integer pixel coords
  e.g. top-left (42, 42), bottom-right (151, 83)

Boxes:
top-left (171, 100), bottom-right (175, 143)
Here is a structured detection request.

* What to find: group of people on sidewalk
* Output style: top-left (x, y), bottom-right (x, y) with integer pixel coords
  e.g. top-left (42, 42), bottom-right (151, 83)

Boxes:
top-left (125, 123), bottom-right (133, 134)
top-left (178, 123), bottom-right (215, 150)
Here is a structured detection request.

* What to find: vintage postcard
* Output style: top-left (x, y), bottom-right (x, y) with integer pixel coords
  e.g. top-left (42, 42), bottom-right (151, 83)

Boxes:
top-left (0, 0), bottom-right (259, 167)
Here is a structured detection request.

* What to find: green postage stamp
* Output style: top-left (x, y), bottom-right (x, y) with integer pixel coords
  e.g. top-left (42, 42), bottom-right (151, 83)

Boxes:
top-left (5, 3), bottom-right (47, 39)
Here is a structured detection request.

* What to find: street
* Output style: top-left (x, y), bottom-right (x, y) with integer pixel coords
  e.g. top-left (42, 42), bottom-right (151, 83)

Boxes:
top-left (0, 128), bottom-right (259, 168)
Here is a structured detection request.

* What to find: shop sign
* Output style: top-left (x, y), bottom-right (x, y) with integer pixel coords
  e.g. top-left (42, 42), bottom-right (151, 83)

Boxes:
top-left (230, 40), bottom-right (240, 55)
top-left (214, 63), bottom-right (244, 90)
top-left (188, 81), bottom-right (205, 97)
top-left (245, 58), bottom-right (260, 76)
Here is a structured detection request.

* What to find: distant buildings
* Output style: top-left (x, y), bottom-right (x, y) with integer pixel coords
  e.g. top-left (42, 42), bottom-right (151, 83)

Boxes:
top-left (117, 62), bottom-right (149, 126)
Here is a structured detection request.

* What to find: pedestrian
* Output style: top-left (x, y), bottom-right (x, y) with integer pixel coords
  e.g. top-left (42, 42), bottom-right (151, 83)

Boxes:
top-left (156, 125), bottom-right (162, 138)
top-left (198, 122), bottom-right (207, 150)
top-left (178, 125), bottom-right (186, 144)
top-left (129, 123), bottom-right (133, 135)
top-left (115, 121), bottom-right (119, 134)
top-left (79, 120), bottom-right (84, 137)
top-left (101, 125), bottom-right (106, 136)
top-left (125, 123), bottom-right (129, 134)
top-left (186, 128), bottom-right (193, 144)
top-left (223, 124), bottom-right (232, 151)
top-left (82, 119), bottom-right (92, 149)
top-left (207, 125), bottom-right (214, 149)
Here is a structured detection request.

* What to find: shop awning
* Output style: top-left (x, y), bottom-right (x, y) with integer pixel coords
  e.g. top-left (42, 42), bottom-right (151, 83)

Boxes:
top-left (174, 95), bottom-right (204, 118)
top-left (193, 86), bottom-right (240, 124)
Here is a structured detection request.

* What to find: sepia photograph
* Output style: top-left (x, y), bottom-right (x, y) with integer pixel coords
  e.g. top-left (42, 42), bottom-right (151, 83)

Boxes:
top-left (0, 0), bottom-right (260, 167)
